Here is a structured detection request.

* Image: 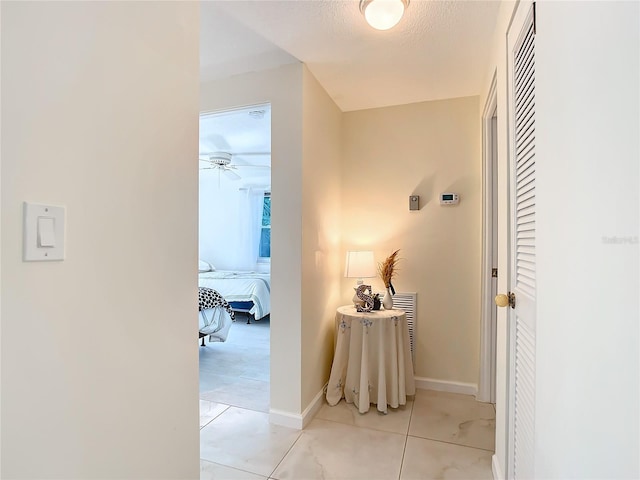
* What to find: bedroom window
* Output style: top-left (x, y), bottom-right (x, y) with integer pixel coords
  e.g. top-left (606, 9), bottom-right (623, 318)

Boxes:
top-left (259, 193), bottom-right (271, 259)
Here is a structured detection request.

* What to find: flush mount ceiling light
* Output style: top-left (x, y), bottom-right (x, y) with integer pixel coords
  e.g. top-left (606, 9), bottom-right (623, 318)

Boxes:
top-left (360, 0), bottom-right (409, 31)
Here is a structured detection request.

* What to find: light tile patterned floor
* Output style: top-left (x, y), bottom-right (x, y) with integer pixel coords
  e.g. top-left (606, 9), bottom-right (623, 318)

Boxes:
top-left (199, 318), bottom-right (495, 480)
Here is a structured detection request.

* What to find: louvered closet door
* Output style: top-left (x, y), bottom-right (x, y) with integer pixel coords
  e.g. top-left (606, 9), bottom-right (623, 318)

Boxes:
top-left (507, 2), bottom-right (537, 479)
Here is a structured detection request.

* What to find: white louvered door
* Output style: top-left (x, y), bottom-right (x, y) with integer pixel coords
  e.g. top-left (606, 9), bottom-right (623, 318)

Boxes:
top-left (507, 2), bottom-right (537, 478)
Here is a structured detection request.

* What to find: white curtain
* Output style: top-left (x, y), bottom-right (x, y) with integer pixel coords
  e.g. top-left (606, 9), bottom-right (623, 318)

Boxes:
top-left (235, 187), bottom-right (265, 271)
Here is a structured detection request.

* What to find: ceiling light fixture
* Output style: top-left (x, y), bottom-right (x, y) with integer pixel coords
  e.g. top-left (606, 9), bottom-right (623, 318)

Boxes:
top-left (360, 0), bottom-right (409, 31)
top-left (248, 110), bottom-right (266, 119)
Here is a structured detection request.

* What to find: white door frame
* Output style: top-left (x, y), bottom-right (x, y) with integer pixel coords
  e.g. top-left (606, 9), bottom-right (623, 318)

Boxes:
top-left (478, 72), bottom-right (498, 404)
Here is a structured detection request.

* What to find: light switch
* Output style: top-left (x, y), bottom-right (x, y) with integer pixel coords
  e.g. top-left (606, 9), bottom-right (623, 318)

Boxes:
top-left (23, 202), bottom-right (65, 261)
top-left (38, 217), bottom-right (56, 247)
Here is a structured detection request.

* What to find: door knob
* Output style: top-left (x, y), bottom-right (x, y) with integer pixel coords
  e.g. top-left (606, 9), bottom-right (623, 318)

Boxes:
top-left (495, 294), bottom-right (509, 307)
top-left (495, 292), bottom-right (516, 308)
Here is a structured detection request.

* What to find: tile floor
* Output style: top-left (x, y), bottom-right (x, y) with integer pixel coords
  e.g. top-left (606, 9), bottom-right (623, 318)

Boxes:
top-left (200, 390), bottom-right (495, 480)
top-left (199, 318), bottom-right (495, 480)
top-left (199, 315), bottom-right (270, 413)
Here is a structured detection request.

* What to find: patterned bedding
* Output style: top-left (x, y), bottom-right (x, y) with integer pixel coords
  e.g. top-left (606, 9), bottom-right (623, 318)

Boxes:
top-left (198, 270), bottom-right (271, 320)
top-left (198, 287), bottom-right (235, 342)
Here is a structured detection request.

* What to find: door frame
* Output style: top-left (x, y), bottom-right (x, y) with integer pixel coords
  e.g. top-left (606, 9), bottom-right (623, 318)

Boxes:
top-left (478, 72), bottom-right (498, 404)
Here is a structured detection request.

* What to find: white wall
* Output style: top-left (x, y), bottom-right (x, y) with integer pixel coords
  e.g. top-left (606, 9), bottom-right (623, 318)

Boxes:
top-left (199, 175), bottom-right (242, 269)
top-left (200, 64), bottom-right (344, 419)
top-left (535, 2), bottom-right (639, 477)
top-left (1, 2), bottom-right (200, 478)
top-left (198, 172), bottom-right (270, 272)
top-left (341, 97), bottom-right (482, 387)
top-left (301, 66), bottom-right (343, 409)
top-left (479, 1), bottom-right (639, 477)
top-left (200, 64), bottom-right (305, 416)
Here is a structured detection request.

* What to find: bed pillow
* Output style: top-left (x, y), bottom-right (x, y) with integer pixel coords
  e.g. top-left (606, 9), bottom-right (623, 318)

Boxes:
top-left (198, 260), bottom-right (215, 273)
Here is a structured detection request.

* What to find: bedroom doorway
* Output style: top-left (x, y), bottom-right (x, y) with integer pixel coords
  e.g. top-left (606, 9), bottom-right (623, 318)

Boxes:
top-left (197, 104), bottom-right (272, 417)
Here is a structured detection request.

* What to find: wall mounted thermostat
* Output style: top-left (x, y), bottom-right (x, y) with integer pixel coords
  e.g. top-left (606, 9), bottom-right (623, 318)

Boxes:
top-left (409, 195), bottom-right (420, 210)
top-left (439, 193), bottom-right (460, 205)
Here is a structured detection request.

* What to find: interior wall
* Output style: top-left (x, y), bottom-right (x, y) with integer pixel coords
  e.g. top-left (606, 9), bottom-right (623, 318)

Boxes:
top-left (0, 1), bottom-right (3, 472)
top-left (198, 172), bottom-right (270, 272)
top-left (534, 1), bottom-right (639, 477)
top-left (301, 65), bottom-right (343, 409)
top-left (200, 64), bottom-right (305, 416)
top-left (341, 96), bottom-right (482, 386)
top-left (199, 175), bottom-right (242, 269)
top-left (1, 2), bottom-right (200, 478)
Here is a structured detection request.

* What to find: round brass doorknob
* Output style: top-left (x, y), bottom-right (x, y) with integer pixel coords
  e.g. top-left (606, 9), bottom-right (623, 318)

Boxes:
top-left (495, 294), bottom-right (509, 308)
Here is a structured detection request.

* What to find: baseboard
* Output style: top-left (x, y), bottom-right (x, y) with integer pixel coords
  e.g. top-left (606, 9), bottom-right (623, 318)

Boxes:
top-left (492, 454), bottom-right (504, 480)
top-left (269, 384), bottom-right (327, 430)
top-left (414, 376), bottom-right (478, 396)
top-left (300, 385), bottom-right (326, 428)
top-left (269, 409), bottom-right (303, 430)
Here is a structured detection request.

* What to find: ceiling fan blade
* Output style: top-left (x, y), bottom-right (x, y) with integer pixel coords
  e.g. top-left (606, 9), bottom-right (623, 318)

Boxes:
top-left (223, 169), bottom-right (241, 181)
top-left (231, 152), bottom-right (271, 156)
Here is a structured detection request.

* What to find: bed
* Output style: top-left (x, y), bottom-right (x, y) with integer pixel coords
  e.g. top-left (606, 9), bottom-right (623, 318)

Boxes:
top-left (198, 270), bottom-right (271, 323)
top-left (198, 287), bottom-right (235, 345)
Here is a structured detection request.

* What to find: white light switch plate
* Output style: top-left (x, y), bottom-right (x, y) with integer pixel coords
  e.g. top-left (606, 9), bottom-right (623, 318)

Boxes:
top-left (23, 202), bottom-right (65, 261)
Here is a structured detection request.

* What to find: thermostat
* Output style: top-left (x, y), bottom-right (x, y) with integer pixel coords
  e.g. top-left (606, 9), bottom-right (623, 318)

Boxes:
top-left (439, 193), bottom-right (459, 205)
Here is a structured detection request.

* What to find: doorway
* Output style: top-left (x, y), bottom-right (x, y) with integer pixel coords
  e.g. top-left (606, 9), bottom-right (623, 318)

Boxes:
top-left (198, 104), bottom-right (272, 418)
top-left (479, 74), bottom-right (498, 404)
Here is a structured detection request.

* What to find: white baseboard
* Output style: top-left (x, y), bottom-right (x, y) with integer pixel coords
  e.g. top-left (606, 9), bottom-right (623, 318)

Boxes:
top-left (269, 384), bottom-right (326, 430)
top-left (414, 376), bottom-right (478, 396)
top-left (492, 454), bottom-right (504, 480)
top-left (269, 409), bottom-right (303, 430)
top-left (301, 386), bottom-right (326, 428)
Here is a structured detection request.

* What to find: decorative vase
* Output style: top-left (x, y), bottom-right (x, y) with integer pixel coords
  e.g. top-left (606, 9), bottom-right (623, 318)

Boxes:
top-left (382, 287), bottom-right (394, 310)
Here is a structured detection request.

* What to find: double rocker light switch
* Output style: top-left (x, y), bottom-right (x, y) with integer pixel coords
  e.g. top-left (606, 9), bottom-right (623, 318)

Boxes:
top-left (23, 202), bottom-right (65, 261)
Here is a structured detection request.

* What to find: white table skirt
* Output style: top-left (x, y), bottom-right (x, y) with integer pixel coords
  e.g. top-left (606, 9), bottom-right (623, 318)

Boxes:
top-left (326, 305), bottom-right (416, 413)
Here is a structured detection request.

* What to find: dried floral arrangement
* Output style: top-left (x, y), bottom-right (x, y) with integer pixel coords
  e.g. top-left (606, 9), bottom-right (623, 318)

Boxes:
top-left (378, 249), bottom-right (400, 295)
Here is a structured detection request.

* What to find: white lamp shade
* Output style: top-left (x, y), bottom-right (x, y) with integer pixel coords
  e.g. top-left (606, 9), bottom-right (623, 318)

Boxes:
top-left (344, 251), bottom-right (376, 279)
top-left (361, 0), bottom-right (407, 31)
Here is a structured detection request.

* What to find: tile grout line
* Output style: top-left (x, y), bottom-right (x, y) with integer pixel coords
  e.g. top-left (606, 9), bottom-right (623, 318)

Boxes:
top-left (396, 393), bottom-right (417, 479)
top-left (199, 403), bottom-right (231, 430)
top-left (200, 458), bottom-right (271, 479)
top-left (312, 412), bottom-right (411, 436)
top-left (267, 428), bottom-right (305, 480)
top-left (406, 433), bottom-right (496, 453)
top-left (397, 432), bottom-right (409, 480)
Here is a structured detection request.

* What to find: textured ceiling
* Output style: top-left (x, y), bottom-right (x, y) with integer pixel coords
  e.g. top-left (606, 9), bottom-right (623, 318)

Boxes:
top-left (200, 0), bottom-right (501, 112)
top-left (200, 105), bottom-right (271, 164)
top-left (199, 105), bottom-right (272, 183)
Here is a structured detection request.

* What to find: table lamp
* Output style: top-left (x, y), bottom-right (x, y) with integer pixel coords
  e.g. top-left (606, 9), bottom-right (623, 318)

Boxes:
top-left (344, 251), bottom-right (376, 307)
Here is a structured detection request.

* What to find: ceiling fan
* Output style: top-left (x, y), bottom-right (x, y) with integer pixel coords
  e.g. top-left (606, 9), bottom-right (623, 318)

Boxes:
top-left (199, 152), bottom-right (270, 182)
top-left (199, 152), bottom-right (241, 180)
